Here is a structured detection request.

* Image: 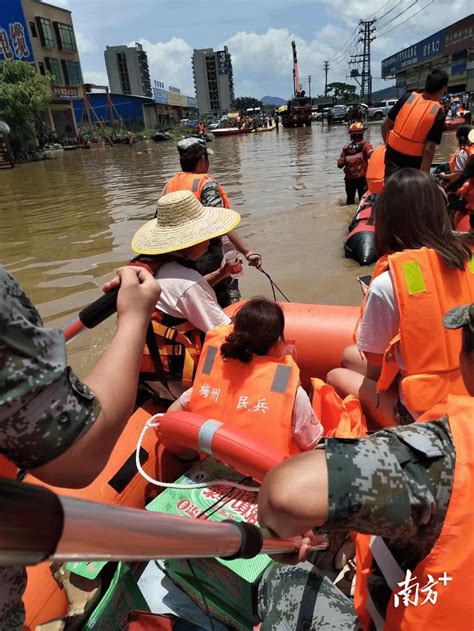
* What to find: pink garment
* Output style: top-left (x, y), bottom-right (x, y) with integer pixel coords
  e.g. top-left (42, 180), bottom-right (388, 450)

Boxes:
top-left (179, 385), bottom-right (323, 451)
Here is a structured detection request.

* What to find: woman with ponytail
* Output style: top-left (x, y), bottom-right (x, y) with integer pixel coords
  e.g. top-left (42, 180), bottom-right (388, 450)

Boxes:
top-left (169, 298), bottom-right (323, 453)
top-left (327, 168), bottom-right (474, 429)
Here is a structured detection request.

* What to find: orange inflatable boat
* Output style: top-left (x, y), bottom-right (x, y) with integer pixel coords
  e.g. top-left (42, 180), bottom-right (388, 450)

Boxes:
top-left (21, 301), bottom-right (358, 627)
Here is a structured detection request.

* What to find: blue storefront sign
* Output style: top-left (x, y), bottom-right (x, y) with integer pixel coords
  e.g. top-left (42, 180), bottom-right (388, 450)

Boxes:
top-left (186, 95), bottom-right (197, 108)
top-left (381, 28), bottom-right (445, 78)
top-left (153, 86), bottom-right (169, 105)
top-left (0, 0), bottom-right (34, 62)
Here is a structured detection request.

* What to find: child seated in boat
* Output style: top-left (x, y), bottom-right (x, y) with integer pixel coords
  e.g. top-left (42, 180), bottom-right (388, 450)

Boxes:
top-left (168, 298), bottom-right (324, 453)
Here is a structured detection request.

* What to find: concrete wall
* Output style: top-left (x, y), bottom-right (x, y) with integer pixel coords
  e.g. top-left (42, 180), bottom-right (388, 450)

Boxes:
top-left (192, 47), bottom-right (234, 116)
top-left (104, 44), bottom-right (152, 97)
top-left (21, 0), bottom-right (82, 87)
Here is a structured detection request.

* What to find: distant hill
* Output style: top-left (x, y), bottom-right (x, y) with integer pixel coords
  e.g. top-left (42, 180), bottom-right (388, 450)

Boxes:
top-left (261, 96), bottom-right (287, 106)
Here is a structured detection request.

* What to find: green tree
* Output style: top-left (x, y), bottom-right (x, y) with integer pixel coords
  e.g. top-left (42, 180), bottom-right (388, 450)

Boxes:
top-left (231, 96), bottom-right (263, 113)
top-left (0, 60), bottom-right (53, 159)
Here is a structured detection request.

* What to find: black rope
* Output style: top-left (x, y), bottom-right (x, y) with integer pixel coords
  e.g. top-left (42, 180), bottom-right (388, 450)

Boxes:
top-left (258, 268), bottom-right (291, 302)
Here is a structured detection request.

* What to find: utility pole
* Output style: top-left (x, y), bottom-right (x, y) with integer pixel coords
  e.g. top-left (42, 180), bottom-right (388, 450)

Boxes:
top-left (349, 20), bottom-right (376, 104)
top-left (323, 61), bottom-right (329, 96)
top-left (307, 75), bottom-right (312, 98)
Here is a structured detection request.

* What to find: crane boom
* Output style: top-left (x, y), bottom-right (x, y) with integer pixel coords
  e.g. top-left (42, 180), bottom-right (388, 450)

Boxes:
top-left (291, 40), bottom-right (302, 97)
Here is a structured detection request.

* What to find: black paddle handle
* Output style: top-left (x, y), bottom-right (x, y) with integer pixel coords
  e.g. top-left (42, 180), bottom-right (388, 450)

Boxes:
top-left (78, 287), bottom-right (119, 329)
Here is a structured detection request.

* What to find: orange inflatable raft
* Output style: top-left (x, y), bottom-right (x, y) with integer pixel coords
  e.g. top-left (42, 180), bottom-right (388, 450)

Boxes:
top-left (21, 301), bottom-right (358, 627)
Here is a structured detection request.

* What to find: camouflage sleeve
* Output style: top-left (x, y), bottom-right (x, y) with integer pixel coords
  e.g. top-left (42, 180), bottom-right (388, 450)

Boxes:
top-left (0, 267), bottom-right (101, 469)
top-left (324, 419), bottom-right (454, 540)
top-left (200, 180), bottom-right (224, 207)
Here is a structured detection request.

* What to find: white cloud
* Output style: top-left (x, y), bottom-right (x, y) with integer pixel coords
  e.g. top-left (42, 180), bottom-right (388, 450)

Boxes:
top-left (83, 70), bottom-right (109, 87)
top-left (132, 37), bottom-right (194, 96)
top-left (76, 32), bottom-right (99, 55)
top-left (44, 0), bottom-right (70, 7)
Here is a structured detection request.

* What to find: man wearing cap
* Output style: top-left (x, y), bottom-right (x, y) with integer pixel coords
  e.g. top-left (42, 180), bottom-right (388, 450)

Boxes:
top-left (256, 304), bottom-right (474, 630)
top-left (161, 137), bottom-right (262, 308)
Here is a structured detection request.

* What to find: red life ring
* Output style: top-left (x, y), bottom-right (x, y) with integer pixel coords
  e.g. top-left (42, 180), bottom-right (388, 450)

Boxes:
top-left (158, 411), bottom-right (290, 483)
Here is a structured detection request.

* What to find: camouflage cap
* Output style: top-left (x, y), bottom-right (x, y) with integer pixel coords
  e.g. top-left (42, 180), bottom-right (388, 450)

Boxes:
top-left (443, 303), bottom-right (474, 331)
top-left (177, 137), bottom-right (213, 159)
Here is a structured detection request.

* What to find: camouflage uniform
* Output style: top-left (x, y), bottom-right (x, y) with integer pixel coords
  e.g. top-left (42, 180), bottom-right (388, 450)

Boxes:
top-left (195, 181), bottom-right (241, 308)
top-left (258, 419), bottom-right (455, 630)
top-left (0, 266), bottom-right (101, 630)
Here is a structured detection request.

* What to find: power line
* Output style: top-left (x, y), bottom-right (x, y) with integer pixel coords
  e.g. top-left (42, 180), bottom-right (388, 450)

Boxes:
top-left (377, 0), bottom-right (434, 36)
top-left (376, 0), bottom-right (418, 31)
top-left (374, 0), bottom-right (407, 26)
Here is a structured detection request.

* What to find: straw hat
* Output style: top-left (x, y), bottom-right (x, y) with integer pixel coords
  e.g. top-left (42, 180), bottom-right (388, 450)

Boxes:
top-left (131, 190), bottom-right (241, 255)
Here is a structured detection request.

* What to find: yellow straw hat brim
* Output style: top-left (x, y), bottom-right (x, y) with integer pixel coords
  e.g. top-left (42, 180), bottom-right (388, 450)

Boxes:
top-left (131, 190), bottom-right (241, 255)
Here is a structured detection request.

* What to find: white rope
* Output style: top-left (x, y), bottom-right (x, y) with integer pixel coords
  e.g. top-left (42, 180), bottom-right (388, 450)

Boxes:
top-left (135, 414), bottom-right (260, 493)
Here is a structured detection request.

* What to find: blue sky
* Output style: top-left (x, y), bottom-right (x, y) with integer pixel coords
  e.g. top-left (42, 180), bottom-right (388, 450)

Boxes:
top-left (50, 0), bottom-right (471, 98)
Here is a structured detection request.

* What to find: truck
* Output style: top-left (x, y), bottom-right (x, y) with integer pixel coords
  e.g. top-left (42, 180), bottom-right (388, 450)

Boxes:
top-left (367, 99), bottom-right (398, 121)
top-left (282, 41), bottom-right (312, 128)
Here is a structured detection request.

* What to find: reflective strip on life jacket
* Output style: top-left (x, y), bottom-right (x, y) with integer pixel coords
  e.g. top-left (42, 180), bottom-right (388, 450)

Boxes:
top-left (190, 324), bottom-right (300, 456)
top-left (163, 172), bottom-right (231, 208)
top-left (387, 92), bottom-right (440, 157)
top-left (377, 247), bottom-right (474, 414)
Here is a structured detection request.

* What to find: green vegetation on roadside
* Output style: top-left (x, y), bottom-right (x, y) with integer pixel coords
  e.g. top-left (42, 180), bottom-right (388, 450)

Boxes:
top-left (0, 60), bottom-right (53, 161)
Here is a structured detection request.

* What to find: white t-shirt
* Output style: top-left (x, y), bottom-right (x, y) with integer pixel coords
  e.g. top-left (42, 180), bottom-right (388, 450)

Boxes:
top-left (179, 385), bottom-right (324, 451)
top-left (454, 148), bottom-right (469, 173)
top-left (155, 261), bottom-right (231, 332)
top-left (357, 270), bottom-right (420, 417)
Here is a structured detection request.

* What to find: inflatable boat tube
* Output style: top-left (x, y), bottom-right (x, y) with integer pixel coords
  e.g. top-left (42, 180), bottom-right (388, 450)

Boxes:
top-left (158, 411), bottom-right (288, 482)
top-left (225, 302), bottom-right (359, 390)
top-left (444, 116), bottom-right (465, 132)
top-left (344, 193), bottom-right (377, 266)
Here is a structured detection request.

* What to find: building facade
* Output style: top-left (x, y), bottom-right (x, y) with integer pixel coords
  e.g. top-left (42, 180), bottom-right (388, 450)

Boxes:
top-left (104, 43), bottom-right (152, 98)
top-left (0, 0), bottom-right (83, 139)
top-left (192, 46), bottom-right (234, 116)
top-left (381, 14), bottom-right (474, 96)
top-left (152, 80), bottom-right (198, 127)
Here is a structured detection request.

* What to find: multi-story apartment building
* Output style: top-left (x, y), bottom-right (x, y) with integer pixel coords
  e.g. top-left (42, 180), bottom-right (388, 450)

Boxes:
top-left (192, 46), bottom-right (235, 116)
top-left (104, 43), bottom-right (152, 98)
top-left (0, 0), bottom-right (84, 139)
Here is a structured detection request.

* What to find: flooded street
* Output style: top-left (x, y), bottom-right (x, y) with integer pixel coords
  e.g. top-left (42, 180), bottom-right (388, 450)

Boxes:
top-left (0, 122), bottom-right (456, 374)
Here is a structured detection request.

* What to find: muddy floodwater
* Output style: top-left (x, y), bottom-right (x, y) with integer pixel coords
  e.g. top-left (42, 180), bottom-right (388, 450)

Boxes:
top-left (0, 123), bottom-right (456, 375)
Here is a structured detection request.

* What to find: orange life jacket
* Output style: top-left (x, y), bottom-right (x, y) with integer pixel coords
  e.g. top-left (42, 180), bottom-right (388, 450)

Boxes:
top-left (362, 247), bottom-right (474, 414)
top-left (387, 92), bottom-right (440, 157)
top-left (354, 395), bottom-right (474, 631)
top-left (162, 172), bottom-right (231, 208)
top-left (189, 325), bottom-right (300, 456)
top-left (366, 144), bottom-right (386, 194)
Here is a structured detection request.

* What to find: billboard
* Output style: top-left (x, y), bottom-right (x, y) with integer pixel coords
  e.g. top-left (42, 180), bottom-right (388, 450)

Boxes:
top-left (187, 95), bottom-right (198, 108)
top-left (153, 86), bottom-right (168, 105)
top-left (382, 29), bottom-right (444, 77)
top-left (217, 50), bottom-right (231, 75)
top-left (0, 0), bottom-right (34, 62)
top-left (444, 15), bottom-right (474, 56)
top-left (381, 15), bottom-right (474, 78)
